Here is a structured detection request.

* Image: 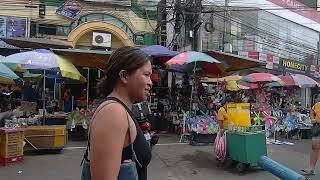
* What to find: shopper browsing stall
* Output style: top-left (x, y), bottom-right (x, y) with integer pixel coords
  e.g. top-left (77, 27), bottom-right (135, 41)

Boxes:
top-left (217, 102), bottom-right (228, 129)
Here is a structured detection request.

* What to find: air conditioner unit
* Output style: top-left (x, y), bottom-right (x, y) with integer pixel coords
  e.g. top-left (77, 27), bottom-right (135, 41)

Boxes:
top-left (92, 32), bottom-right (111, 47)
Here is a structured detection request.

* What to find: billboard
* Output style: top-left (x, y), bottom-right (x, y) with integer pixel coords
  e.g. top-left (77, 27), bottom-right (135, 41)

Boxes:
top-left (56, 0), bottom-right (82, 20)
top-left (84, 0), bottom-right (131, 6)
top-left (0, 16), bottom-right (28, 38)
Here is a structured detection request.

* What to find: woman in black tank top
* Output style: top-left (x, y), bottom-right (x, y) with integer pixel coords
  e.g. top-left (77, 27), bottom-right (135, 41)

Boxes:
top-left (90, 46), bottom-right (153, 180)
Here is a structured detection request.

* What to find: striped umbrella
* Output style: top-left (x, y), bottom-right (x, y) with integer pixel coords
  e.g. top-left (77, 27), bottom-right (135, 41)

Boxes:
top-left (242, 73), bottom-right (283, 83)
top-left (166, 51), bottom-right (225, 77)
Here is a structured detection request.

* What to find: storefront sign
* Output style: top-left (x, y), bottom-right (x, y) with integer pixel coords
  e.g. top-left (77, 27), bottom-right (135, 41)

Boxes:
top-left (237, 51), bottom-right (267, 62)
top-left (282, 59), bottom-right (309, 72)
top-left (275, 58), bottom-right (310, 74)
top-left (0, 16), bottom-right (27, 38)
top-left (56, 0), bottom-right (82, 20)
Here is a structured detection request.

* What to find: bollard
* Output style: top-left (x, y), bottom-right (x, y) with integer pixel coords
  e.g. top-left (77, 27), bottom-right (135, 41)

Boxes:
top-left (258, 156), bottom-right (307, 180)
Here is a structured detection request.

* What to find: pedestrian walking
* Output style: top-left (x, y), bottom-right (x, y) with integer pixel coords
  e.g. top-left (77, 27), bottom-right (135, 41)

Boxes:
top-left (81, 46), bottom-right (152, 180)
top-left (63, 88), bottom-right (72, 112)
top-left (302, 100), bottom-right (320, 175)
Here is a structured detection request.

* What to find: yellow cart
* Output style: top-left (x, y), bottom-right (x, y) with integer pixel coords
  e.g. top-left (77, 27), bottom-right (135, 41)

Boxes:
top-left (24, 125), bottom-right (67, 152)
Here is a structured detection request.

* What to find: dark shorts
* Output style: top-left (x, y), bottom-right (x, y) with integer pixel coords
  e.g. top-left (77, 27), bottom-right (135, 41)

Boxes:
top-left (312, 123), bottom-right (320, 138)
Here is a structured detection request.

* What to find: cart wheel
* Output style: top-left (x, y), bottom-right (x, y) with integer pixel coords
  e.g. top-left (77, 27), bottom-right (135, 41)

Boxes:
top-left (52, 149), bottom-right (63, 154)
top-left (224, 159), bottom-right (235, 169)
top-left (236, 163), bottom-right (247, 173)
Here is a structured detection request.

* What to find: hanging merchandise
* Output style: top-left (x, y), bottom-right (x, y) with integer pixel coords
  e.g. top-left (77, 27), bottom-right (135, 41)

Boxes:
top-left (185, 115), bottom-right (219, 134)
top-left (283, 112), bottom-right (297, 133)
top-left (253, 112), bottom-right (263, 126)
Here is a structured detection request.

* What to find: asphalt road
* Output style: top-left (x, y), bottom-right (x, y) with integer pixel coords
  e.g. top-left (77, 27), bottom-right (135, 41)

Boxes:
top-left (0, 134), bottom-right (319, 180)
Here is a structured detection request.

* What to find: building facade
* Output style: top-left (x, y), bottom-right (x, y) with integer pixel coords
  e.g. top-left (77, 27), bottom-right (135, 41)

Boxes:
top-left (0, 0), bottom-right (159, 50)
top-left (161, 0), bottom-right (320, 107)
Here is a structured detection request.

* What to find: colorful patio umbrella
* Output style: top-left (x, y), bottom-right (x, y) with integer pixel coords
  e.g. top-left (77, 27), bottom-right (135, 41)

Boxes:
top-left (166, 51), bottom-right (224, 77)
top-left (267, 75), bottom-right (296, 88)
top-left (1, 49), bottom-right (86, 82)
top-left (237, 81), bottom-right (259, 90)
top-left (1, 49), bottom-right (86, 119)
top-left (268, 74), bottom-right (319, 88)
top-left (142, 45), bottom-right (178, 57)
top-left (0, 62), bottom-right (20, 84)
top-left (286, 74), bottom-right (319, 88)
top-left (292, 74), bottom-right (319, 88)
top-left (226, 81), bottom-right (241, 91)
top-left (242, 73), bottom-right (282, 83)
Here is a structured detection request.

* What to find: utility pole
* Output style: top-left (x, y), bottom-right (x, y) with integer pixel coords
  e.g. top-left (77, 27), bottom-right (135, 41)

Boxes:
top-left (317, 32), bottom-right (320, 65)
top-left (192, 0), bottom-right (202, 51)
top-left (222, 0), bottom-right (231, 52)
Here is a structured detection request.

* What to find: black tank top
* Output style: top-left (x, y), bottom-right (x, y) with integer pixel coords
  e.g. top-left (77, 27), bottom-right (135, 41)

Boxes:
top-left (108, 97), bottom-right (152, 180)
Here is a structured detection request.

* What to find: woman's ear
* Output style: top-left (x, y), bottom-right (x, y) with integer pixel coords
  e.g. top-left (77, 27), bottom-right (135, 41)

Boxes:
top-left (119, 70), bottom-right (129, 84)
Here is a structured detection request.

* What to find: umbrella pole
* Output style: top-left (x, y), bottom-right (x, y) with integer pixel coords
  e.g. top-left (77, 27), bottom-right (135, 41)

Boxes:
top-left (87, 68), bottom-right (90, 110)
top-left (54, 78), bottom-right (56, 100)
top-left (189, 61), bottom-right (197, 113)
top-left (43, 69), bottom-right (46, 125)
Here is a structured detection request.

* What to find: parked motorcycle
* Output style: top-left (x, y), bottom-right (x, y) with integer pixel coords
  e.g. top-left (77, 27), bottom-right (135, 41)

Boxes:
top-left (132, 102), bottom-right (159, 149)
top-left (140, 121), bottom-right (159, 149)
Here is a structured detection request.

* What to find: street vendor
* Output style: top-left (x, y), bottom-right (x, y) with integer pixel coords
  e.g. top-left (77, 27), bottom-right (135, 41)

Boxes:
top-left (63, 88), bottom-right (72, 112)
top-left (302, 100), bottom-right (320, 175)
top-left (217, 102), bottom-right (228, 129)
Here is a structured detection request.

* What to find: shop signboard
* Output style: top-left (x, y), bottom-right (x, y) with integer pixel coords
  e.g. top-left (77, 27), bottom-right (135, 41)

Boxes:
top-left (84, 0), bottom-right (131, 6)
top-left (237, 51), bottom-right (267, 62)
top-left (274, 58), bottom-right (310, 75)
top-left (0, 16), bottom-right (27, 38)
top-left (6, 17), bottom-right (27, 38)
top-left (0, 17), bottom-right (6, 38)
top-left (56, 0), bottom-right (82, 20)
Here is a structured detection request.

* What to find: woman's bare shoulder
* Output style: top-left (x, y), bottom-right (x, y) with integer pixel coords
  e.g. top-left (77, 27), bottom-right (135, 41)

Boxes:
top-left (91, 102), bottom-right (128, 132)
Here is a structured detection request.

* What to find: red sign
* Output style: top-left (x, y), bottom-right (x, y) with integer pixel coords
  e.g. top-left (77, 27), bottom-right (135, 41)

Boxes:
top-left (248, 52), bottom-right (260, 60)
top-left (267, 55), bottom-right (273, 62)
top-left (267, 0), bottom-right (320, 23)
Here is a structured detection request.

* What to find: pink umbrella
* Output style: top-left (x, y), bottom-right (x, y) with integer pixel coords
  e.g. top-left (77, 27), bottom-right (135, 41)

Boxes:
top-left (242, 73), bottom-right (282, 83)
top-left (279, 75), bottom-right (296, 86)
top-left (280, 74), bottom-right (319, 88)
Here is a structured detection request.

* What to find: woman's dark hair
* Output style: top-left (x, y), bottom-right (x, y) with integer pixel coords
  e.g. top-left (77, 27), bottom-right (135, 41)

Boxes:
top-left (97, 46), bottom-right (151, 97)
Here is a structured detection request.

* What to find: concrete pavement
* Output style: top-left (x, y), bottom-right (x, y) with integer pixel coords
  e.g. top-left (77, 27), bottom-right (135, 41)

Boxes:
top-left (0, 134), bottom-right (319, 180)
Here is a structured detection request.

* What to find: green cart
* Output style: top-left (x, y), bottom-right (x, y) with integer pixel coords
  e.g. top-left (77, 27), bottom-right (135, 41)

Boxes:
top-left (226, 131), bottom-right (267, 172)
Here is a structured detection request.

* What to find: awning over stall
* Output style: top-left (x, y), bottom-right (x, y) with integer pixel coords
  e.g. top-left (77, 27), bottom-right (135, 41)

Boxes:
top-left (1, 37), bottom-right (72, 49)
top-left (204, 50), bottom-right (265, 73)
top-left (53, 49), bottom-right (112, 69)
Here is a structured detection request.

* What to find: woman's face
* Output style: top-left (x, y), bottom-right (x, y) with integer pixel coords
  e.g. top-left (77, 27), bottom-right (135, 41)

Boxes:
top-left (126, 61), bottom-right (153, 102)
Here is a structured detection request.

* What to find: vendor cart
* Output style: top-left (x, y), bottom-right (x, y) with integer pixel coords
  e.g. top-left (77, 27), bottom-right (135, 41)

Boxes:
top-left (24, 125), bottom-right (67, 152)
top-left (225, 131), bottom-right (267, 172)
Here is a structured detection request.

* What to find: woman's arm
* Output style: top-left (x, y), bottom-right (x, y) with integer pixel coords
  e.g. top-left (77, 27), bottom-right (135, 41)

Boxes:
top-left (90, 103), bottom-right (129, 180)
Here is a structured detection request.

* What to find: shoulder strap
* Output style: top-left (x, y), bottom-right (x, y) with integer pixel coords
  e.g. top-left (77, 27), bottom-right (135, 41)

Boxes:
top-left (102, 97), bottom-right (141, 167)
top-left (81, 97), bottom-right (141, 168)
top-left (82, 99), bottom-right (118, 165)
